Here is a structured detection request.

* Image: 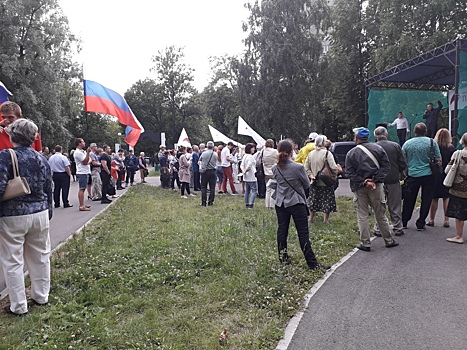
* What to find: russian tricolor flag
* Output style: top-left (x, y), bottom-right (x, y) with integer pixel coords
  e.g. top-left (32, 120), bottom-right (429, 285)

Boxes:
top-left (0, 81), bottom-right (12, 105)
top-left (83, 80), bottom-right (144, 146)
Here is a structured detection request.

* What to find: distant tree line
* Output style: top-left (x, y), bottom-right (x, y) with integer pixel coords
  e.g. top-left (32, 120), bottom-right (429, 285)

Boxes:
top-left (1, 0), bottom-right (467, 153)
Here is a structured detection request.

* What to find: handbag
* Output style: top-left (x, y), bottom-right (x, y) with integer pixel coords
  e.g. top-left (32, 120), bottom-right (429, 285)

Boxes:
top-left (316, 150), bottom-right (337, 187)
top-left (2, 149), bottom-right (32, 201)
top-left (429, 139), bottom-right (443, 175)
top-left (443, 151), bottom-right (461, 187)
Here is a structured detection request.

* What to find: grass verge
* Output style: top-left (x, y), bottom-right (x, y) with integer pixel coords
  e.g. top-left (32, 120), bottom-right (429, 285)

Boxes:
top-left (0, 185), bottom-right (360, 349)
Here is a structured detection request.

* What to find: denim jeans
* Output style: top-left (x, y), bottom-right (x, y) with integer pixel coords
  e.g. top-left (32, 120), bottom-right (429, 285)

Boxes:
top-left (245, 181), bottom-right (258, 206)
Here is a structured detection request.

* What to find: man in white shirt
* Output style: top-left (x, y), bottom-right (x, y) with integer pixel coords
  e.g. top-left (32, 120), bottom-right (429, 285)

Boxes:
top-left (221, 141), bottom-right (239, 195)
top-left (387, 112), bottom-right (409, 146)
top-left (73, 138), bottom-right (92, 211)
top-left (48, 145), bottom-right (72, 208)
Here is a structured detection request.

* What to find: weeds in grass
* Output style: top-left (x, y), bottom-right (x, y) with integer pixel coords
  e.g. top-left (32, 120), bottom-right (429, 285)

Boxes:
top-left (0, 186), bottom-right (360, 349)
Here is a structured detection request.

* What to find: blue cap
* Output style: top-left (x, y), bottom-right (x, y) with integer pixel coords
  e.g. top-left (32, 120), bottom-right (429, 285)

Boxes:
top-left (353, 127), bottom-right (370, 139)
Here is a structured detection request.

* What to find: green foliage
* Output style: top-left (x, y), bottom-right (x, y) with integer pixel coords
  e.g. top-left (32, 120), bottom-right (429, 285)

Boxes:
top-left (0, 0), bottom-right (82, 148)
top-left (0, 187), bottom-right (359, 348)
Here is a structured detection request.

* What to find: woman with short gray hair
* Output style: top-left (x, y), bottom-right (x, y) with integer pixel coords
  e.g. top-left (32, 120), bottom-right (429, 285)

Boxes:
top-left (0, 118), bottom-right (53, 315)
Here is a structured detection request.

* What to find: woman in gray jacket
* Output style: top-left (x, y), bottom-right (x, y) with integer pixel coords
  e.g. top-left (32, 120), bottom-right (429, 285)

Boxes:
top-left (272, 140), bottom-right (329, 271)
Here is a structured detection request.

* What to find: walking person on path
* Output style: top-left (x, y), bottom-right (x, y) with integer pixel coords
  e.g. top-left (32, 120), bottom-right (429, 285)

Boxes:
top-left (345, 127), bottom-right (399, 251)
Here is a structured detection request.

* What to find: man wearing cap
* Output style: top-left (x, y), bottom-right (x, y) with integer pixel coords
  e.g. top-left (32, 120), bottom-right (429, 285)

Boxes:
top-left (124, 149), bottom-right (138, 186)
top-left (345, 127), bottom-right (399, 251)
top-left (294, 132), bottom-right (318, 165)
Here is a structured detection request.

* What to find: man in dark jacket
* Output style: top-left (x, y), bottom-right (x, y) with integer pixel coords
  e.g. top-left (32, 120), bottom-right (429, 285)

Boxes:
top-left (374, 126), bottom-right (407, 237)
top-left (422, 100), bottom-right (443, 138)
top-left (345, 127), bottom-right (399, 251)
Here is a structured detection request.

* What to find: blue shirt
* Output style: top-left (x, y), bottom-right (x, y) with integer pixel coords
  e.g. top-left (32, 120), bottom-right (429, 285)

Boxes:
top-left (192, 152), bottom-right (200, 172)
top-left (402, 136), bottom-right (441, 177)
top-left (0, 146), bottom-right (53, 217)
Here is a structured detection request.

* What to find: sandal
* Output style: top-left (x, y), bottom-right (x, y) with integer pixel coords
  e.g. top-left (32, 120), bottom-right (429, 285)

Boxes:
top-left (426, 221), bottom-right (434, 227)
top-left (79, 206), bottom-right (91, 211)
top-left (443, 222), bottom-right (450, 228)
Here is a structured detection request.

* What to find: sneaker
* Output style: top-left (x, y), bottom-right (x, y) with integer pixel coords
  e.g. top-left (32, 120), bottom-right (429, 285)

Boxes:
top-left (356, 244), bottom-right (371, 252)
top-left (189, 193), bottom-right (196, 197)
top-left (394, 230), bottom-right (405, 236)
top-left (232, 191), bottom-right (240, 195)
top-left (385, 240), bottom-right (399, 248)
top-left (218, 191), bottom-right (224, 194)
top-left (373, 231), bottom-right (382, 237)
top-left (446, 237), bottom-right (464, 244)
top-left (416, 226), bottom-right (426, 231)
top-left (181, 195), bottom-right (188, 199)
top-left (402, 222), bottom-right (408, 229)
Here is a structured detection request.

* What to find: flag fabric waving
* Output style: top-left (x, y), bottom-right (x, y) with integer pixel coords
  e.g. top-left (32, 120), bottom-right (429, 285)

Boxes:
top-left (125, 126), bottom-right (142, 148)
top-left (83, 80), bottom-right (144, 146)
top-left (177, 128), bottom-right (191, 147)
top-left (237, 116), bottom-right (266, 147)
top-left (208, 125), bottom-right (243, 147)
top-left (0, 81), bottom-right (12, 105)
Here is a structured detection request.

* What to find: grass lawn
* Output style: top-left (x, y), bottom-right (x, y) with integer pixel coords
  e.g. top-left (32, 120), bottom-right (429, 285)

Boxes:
top-left (0, 184), bottom-right (360, 349)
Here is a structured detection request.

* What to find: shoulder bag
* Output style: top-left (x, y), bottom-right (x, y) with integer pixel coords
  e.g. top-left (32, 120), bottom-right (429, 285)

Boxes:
top-left (443, 150), bottom-right (461, 187)
top-left (2, 149), bottom-right (32, 201)
top-left (199, 152), bottom-right (213, 174)
top-left (316, 150), bottom-right (337, 187)
top-left (429, 139), bottom-right (443, 175)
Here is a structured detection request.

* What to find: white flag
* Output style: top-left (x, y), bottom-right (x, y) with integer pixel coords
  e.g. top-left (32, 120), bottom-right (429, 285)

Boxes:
top-left (208, 125), bottom-right (243, 147)
top-left (177, 128), bottom-right (191, 147)
top-left (237, 116), bottom-right (266, 147)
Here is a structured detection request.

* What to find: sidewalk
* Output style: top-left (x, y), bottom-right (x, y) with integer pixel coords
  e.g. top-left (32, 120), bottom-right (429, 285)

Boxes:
top-left (279, 180), bottom-right (467, 349)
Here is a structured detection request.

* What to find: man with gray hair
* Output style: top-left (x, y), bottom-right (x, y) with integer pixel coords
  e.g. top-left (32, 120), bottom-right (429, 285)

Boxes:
top-left (199, 141), bottom-right (218, 206)
top-left (373, 126), bottom-right (407, 237)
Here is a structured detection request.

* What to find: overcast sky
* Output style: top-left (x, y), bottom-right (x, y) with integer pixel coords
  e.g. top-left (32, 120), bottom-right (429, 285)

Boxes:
top-left (59, 0), bottom-right (250, 95)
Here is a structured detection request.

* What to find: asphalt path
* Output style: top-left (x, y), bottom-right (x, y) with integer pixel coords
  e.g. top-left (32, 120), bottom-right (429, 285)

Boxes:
top-left (0, 177), bottom-right (131, 296)
top-left (283, 180), bottom-right (467, 350)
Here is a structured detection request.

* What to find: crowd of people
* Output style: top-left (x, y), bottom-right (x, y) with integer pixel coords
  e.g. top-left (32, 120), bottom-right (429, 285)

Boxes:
top-left (1, 97), bottom-right (467, 315)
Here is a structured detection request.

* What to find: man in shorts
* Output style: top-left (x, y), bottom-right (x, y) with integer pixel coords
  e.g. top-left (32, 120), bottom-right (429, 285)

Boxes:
top-left (74, 138), bottom-right (92, 211)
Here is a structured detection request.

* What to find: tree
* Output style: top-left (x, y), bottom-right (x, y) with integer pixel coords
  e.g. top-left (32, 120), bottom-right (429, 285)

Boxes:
top-left (238, 0), bottom-right (331, 144)
top-left (0, 0), bottom-right (81, 148)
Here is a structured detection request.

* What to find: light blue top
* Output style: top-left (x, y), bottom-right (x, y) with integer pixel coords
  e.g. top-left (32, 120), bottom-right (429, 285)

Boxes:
top-left (402, 136), bottom-right (441, 177)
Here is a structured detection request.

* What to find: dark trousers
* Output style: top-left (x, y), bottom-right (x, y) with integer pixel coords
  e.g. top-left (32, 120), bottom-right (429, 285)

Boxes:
top-left (100, 171), bottom-right (111, 201)
top-left (275, 203), bottom-right (318, 268)
top-left (171, 171), bottom-right (180, 189)
top-left (126, 167), bottom-right (136, 185)
top-left (193, 171), bottom-right (201, 191)
top-left (201, 169), bottom-right (216, 206)
top-left (402, 174), bottom-right (437, 229)
top-left (396, 129), bottom-right (407, 146)
top-left (426, 123), bottom-right (437, 138)
top-left (257, 174), bottom-right (266, 198)
top-left (181, 182), bottom-right (191, 196)
top-left (116, 169), bottom-right (125, 188)
top-left (52, 172), bottom-right (71, 207)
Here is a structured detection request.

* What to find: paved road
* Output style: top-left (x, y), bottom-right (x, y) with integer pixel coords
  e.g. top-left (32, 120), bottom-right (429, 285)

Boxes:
top-left (282, 180), bottom-right (467, 350)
